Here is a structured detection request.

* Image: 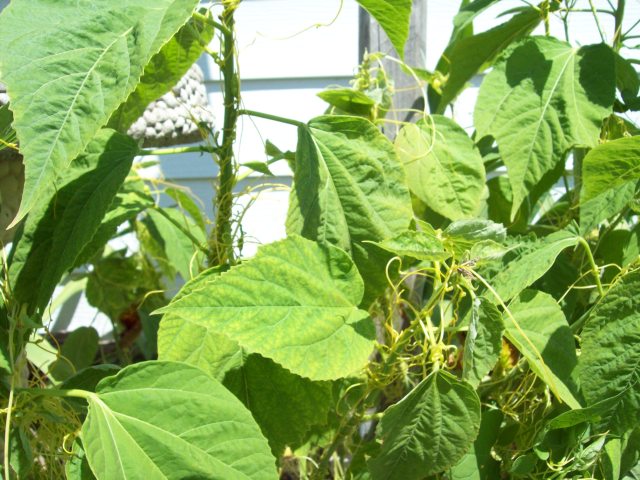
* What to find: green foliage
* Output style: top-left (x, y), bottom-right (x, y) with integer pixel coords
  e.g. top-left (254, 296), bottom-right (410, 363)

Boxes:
top-left (0, 0), bottom-right (198, 222)
top-left (82, 361), bottom-right (277, 479)
top-left (0, 1), bottom-right (638, 479)
top-left (475, 37), bottom-right (615, 217)
top-left (395, 115), bottom-right (485, 220)
top-left (159, 235), bottom-right (374, 380)
top-left (368, 371), bottom-right (481, 479)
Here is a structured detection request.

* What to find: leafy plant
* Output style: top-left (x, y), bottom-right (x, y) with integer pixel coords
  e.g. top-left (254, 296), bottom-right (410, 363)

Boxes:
top-left (0, 0), bottom-right (639, 479)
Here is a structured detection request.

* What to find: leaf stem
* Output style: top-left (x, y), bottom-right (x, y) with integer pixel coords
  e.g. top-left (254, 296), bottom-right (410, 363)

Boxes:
top-left (613, 0), bottom-right (626, 50)
top-left (238, 109), bottom-right (305, 128)
top-left (578, 237), bottom-right (605, 297)
top-left (192, 11), bottom-right (231, 37)
top-left (137, 145), bottom-right (218, 156)
top-left (17, 387), bottom-right (95, 400)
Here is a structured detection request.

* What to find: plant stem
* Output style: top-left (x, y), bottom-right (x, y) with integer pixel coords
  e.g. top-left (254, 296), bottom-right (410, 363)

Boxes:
top-left (238, 109), bottom-right (305, 128)
top-left (588, 0), bottom-right (607, 42)
top-left (613, 0), bottom-right (626, 50)
top-left (209, 5), bottom-right (240, 267)
top-left (18, 388), bottom-right (94, 400)
top-left (138, 145), bottom-right (218, 156)
top-left (192, 11), bottom-right (232, 37)
top-left (578, 237), bottom-right (605, 297)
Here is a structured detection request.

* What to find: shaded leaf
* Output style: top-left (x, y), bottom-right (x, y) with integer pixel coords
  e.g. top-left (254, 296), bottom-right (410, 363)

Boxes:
top-left (369, 371), bottom-right (481, 479)
top-left (9, 129), bottom-right (137, 313)
top-left (450, 408), bottom-right (503, 480)
top-left (49, 327), bottom-right (99, 382)
top-left (223, 353), bottom-right (333, 456)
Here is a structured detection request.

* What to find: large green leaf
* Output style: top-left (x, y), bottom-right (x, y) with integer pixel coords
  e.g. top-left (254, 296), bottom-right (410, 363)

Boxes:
top-left (504, 290), bottom-right (581, 408)
top-left (429, 8), bottom-right (540, 113)
top-left (158, 267), bottom-right (243, 381)
top-left (0, 0), bottom-right (198, 222)
top-left (108, 15), bottom-right (213, 132)
top-left (488, 230), bottom-right (579, 303)
top-left (8, 129), bottom-right (137, 313)
top-left (368, 371), bottom-right (481, 479)
top-left (223, 353), bottom-right (333, 456)
top-left (463, 298), bottom-right (504, 388)
top-left (395, 116), bottom-right (485, 220)
top-left (287, 115), bottom-right (412, 305)
top-left (474, 37), bottom-right (615, 217)
top-left (374, 228), bottom-right (451, 262)
top-left (158, 235), bottom-right (374, 381)
top-left (581, 136), bottom-right (640, 202)
top-left (82, 361), bottom-right (277, 479)
top-left (356, 0), bottom-right (412, 59)
top-left (578, 270), bottom-right (640, 434)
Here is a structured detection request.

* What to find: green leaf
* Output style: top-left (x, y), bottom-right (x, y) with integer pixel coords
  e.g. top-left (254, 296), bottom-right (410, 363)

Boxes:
top-left (108, 15), bottom-right (214, 132)
top-left (475, 38), bottom-right (615, 218)
top-left (616, 53), bottom-right (639, 104)
top-left (0, 0), bottom-right (198, 222)
top-left (488, 230), bottom-right (579, 303)
top-left (545, 391), bottom-right (626, 431)
top-left (145, 208), bottom-right (205, 281)
top-left (74, 180), bottom-right (155, 267)
top-left (82, 361), bottom-right (277, 479)
top-left (430, 8), bottom-right (540, 113)
top-left (287, 116), bottom-right (412, 305)
top-left (463, 298), bottom-right (504, 388)
top-left (158, 267), bottom-right (243, 381)
top-left (581, 136), bottom-right (640, 202)
top-left (165, 187), bottom-right (206, 233)
top-left (66, 440), bottom-right (95, 480)
top-left (223, 353), bottom-right (333, 456)
top-left (504, 290), bottom-right (581, 408)
top-left (158, 235), bottom-right (374, 381)
top-left (49, 327), bottom-right (99, 382)
top-left (368, 371), bottom-right (481, 479)
top-left (450, 408), bottom-right (503, 480)
top-left (374, 229), bottom-right (451, 262)
top-left (356, 0), bottom-right (412, 59)
top-left (580, 180), bottom-right (636, 235)
top-left (578, 269), bottom-right (640, 434)
top-left (317, 89), bottom-right (376, 117)
top-left (395, 116), bottom-right (485, 220)
top-left (8, 129), bottom-right (137, 313)
top-left (61, 365), bottom-right (121, 393)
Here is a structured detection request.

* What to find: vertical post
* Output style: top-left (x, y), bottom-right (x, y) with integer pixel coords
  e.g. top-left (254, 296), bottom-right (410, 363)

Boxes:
top-left (359, 0), bottom-right (427, 136)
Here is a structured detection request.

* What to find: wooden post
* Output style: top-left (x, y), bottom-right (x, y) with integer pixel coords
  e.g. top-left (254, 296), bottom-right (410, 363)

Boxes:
top-left (359, 0), bottom-right (427, 136)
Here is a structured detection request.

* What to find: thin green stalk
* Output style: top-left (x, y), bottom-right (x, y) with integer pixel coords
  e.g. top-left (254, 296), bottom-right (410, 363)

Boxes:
top-left (578, 237), bottom-right (605, 297)
top-left (209, 5), bottom-right (240, 266)
top-left (138, 145), bottom-right (218, 156)
top-left (151, 207), bottom-right (209, 255)
top-left (588, 0), bottom-right (608, 42)
top-left (18, 388), bottom-right (94, 400)
top-left (238, 109), bottom-right (305, 128)
top-left (613, 0), bottom-right (626, 50)
top-left (3, 315), bottom-right (17, 480)
top-left (192, 11), bottom-right (232, 37)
